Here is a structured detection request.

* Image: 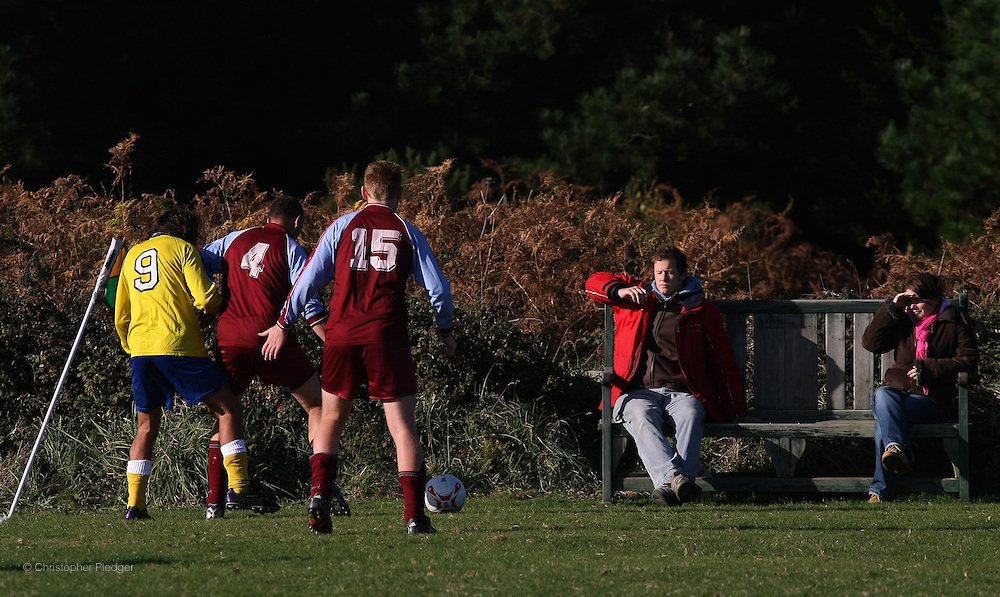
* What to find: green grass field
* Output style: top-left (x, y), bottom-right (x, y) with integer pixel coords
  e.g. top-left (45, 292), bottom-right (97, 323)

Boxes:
top-left (2, 494), bottom-right (1000, 595)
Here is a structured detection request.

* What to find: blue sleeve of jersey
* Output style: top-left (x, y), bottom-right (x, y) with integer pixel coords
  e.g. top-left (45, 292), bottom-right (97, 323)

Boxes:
top-left (286, 236), bottom-right (328, 324)
top-left (199, 247), bottom-right (225, 278)
top-left (279, 214), bottom-right (354, 327)
top-left (406, 222), bottom-right (454, 331)
top-left (202, 230), bottom-right (243, 277)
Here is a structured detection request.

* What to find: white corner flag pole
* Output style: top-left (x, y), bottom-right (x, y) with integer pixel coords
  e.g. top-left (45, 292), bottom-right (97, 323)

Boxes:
top-left (0, 237), bottom-right (124, 524)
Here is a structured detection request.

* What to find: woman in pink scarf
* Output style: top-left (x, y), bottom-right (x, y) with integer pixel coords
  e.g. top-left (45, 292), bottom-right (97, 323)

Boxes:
top-left (861, 273), bottom-right (978, 502)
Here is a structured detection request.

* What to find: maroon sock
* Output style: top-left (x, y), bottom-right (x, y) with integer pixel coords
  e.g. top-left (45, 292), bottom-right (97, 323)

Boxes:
top-left (207, 440), bottom-right (226, 505)
top-left (310, 453), bottom-right (335, 498)
top-left (399, 470), bottom-right (426, 521)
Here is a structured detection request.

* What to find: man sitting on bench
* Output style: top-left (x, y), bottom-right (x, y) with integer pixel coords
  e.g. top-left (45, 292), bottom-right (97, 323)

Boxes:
top-left (586, 246), bottom-right (748, 506)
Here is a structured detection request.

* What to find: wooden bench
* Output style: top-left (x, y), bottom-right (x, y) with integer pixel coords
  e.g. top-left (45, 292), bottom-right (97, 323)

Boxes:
top-left (600, 299), bottom-right (971, 503)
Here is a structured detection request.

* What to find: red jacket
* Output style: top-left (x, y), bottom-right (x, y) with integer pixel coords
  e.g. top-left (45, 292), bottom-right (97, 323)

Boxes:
top-left (586, 271), bottom-right (747, 422)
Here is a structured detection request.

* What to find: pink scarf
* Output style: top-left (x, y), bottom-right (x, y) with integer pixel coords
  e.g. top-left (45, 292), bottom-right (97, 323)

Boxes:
top-left (912, 298), bottom-right (950, 393)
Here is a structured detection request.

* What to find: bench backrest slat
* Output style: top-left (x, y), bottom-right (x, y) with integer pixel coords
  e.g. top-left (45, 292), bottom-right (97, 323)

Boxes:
top-left (754, 313), bottom-right (819, 409)
top-left (825, 313), bottom-right (847, 409)
top-left (726, 312), bottom-right (749, 382)
top-left (853, 312), bottom-right (876, 409)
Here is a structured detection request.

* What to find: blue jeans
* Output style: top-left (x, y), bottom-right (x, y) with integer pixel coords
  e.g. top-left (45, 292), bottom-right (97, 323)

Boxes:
top-left (613, 388), bottom-right (705, 489)
top-left (869, 386), bottom-right (948, 500)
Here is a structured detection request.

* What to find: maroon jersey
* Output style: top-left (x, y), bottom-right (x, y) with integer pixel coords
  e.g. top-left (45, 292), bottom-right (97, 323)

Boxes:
top-left (204, 222), bottom-right (326, 348)
top-left (279, 203), bottom-right (454, 345)
top-left (328, 204), bottom-right (413, 344)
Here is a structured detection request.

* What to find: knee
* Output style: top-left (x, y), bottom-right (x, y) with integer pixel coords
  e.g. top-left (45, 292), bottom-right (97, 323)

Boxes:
top-left (872, 388), bottom-right (895, 416)
top-left (674, 399), bottom-right (705, 426)
top-left (208, 387), bottom-right (241, 420)
top-left (322, 407), bottom-right (347, 428)
top-left (621, 408), bottom-right (658, 434)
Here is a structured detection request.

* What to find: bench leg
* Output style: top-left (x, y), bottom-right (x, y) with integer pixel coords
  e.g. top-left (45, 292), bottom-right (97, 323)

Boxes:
top-left (942, 438), bottom-right (970, 501)
top-left (763, 438), bottom-right (806, 478)
top-left (602, 424), bottom-right (635, 503)
top-left (611, 433), bottom-right (634, 485)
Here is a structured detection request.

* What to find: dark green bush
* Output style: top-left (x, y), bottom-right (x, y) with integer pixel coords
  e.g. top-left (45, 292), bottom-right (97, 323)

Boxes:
top-left (2, 290), bottom-right (597, 507)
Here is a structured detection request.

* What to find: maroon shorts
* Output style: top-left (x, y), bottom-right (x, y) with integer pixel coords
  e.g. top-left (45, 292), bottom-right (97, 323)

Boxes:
top-left (219, 338), bottom-right (316, 396)
top-left (322, 341), bottom-right (417, 400)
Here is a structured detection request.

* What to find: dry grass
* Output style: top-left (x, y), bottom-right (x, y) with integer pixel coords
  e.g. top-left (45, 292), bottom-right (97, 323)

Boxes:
top-left (4, 136), bottom-right (1000, 359)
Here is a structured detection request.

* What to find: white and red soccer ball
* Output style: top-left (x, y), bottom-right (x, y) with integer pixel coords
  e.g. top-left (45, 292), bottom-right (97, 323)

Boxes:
top-left (424, 474), bottom-right (467, 513)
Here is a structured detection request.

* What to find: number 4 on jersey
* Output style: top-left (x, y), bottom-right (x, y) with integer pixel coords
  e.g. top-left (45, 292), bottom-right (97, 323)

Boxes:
top-left (241, 242), bottom-right (270, 279)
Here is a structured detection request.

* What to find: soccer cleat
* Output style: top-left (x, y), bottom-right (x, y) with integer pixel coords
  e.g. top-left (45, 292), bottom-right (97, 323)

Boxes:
top-left (406, 516), bottom-right (437, 535)
top-left (329, 482), bottom-right (351, 517)
top-left (668, 473), bottom-right (701, 503)
top-left (881, 443), bottom-right (913, 475)
top-left (124, 506), bottom-right (151, 521)
top-left (225, 488), bottom-right (280, 514)
top-left (205, 503), bottom-right (225, 519)
top-left (308, 495), bottom-right (332, 534)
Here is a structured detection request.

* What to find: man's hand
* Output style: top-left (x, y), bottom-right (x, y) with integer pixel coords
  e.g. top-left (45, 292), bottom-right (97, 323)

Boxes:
top-left (259, 324), bottom-right (289, 361)
top-left (439, 333), bottom-right (457, 356)
top-left (616, 285), bottom-right (647, 304)
top-left (311, 321), bottom-right (326, 342)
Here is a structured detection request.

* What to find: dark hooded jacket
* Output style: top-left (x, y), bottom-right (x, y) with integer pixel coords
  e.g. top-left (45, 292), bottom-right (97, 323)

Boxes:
top-left (862, 300), bottom-right (978, 411)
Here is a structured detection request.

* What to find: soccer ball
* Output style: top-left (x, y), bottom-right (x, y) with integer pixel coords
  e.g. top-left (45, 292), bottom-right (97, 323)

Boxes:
top-left (424, 474), bottom-right (467, 513)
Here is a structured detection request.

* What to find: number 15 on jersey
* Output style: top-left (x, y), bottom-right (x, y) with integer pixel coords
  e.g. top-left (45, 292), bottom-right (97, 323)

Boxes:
top-left (350, 228), bottom-right (401, 272)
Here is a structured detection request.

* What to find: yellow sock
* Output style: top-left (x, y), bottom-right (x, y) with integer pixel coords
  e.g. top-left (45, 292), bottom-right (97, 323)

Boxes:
top-left (221, 440), bottom-right (249, 493)
top-left (126, 460), bottom-right (152, 509)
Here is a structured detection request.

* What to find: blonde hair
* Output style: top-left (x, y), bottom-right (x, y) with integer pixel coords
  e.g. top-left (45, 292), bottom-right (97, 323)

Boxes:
top-left (363, 161), bottom-right (403, 202)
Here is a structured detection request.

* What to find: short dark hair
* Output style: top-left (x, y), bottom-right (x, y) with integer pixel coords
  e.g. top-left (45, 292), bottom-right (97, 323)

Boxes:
top-left (651, 245), bottom-right (688, 274)
top-left (905, 272), bottom-right (946, 300)
top-left (364, 160), bottom-right (403, 202)
top-left (268, 193), bottom-right (304, 221)
top-left (156, 205), bottom-right (199, 244)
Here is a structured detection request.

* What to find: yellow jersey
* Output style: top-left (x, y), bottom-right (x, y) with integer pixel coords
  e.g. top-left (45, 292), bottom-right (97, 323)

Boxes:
top-left (114, 234), bottom-right (222, 357)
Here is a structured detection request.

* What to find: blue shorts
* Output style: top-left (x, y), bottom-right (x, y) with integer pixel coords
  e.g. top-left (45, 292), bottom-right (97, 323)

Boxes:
top-left (130, 356), bottom-right (229, 413)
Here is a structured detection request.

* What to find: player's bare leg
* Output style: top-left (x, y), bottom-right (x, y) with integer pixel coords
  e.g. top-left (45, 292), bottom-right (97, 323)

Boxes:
top-left (130, 409), bottom-right (162, 461)
top-left (291, 374), bottom-right (323, 445)
top-left (384, 394), bottom-right (435, 534)
top-left (308, 389), bottom-right (352, 533)
top-left (125, 409), bottom-right (161, 520)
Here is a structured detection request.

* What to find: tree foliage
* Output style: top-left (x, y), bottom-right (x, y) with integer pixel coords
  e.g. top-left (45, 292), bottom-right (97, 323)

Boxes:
top-left (0, 0), bottom-right (995, 256)
top-left (877, 0), bottom-right (1000, 240)
top-left (540, 20), bottom-right (790, 191)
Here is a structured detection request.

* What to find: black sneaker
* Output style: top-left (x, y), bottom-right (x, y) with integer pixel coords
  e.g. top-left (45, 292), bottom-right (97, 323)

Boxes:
top-left (124, 506), bottom-right (151, 521)
top-left (308, 495), bottom-right (332, 534)
top-left (329, 481), bottom-right (351, 517)
top-left (205, 503), bottom-right (225, 519)
top-left (226, 488), bottom-right (280, 514)
top-left (406, 516), bottom-right (437, 535)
